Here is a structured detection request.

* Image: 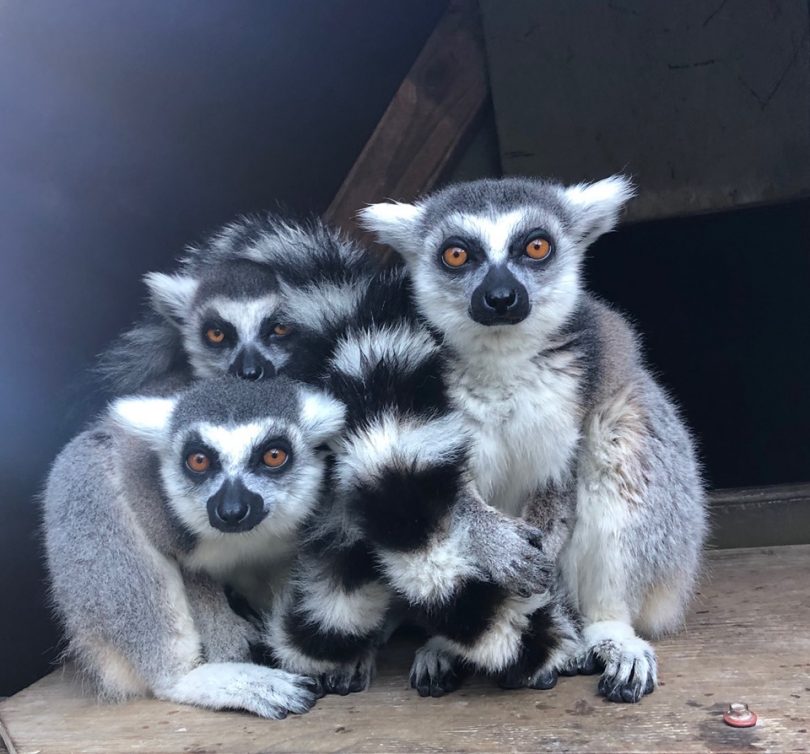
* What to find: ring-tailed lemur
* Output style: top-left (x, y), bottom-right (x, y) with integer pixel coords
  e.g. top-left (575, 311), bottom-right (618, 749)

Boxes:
top-left (360, 175), bottom-right (707, 703)
top-left (43, 376), bottom-right (345, 717)
top-left (98, 242), bottom-right (301, 395)
top-left (204, 217), bottom-right (582, 696)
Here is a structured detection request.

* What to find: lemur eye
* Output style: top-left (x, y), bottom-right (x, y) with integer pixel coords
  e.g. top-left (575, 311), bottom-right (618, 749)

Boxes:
top-left (525, 237), bottom-right (552, 260)
top-left (442, 246), bottom-right (468, 268)
top-left (262, 448), bottom-right (288, 468)
top-left (273, 324), bottom-right (291, 337)
top-left (205, 327), bottom-right (225, 344)
top-left (186, 452), bottom-right (211, 473)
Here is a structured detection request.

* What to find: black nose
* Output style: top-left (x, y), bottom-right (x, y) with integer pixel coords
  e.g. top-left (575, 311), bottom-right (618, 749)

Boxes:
top-left (229, 347), bottom-right (273, 381)
top-left (238, 362), bottom-right (263, 381)
top-left (207, 477), bottom-right (265, 533)
top-left (216, 496), bottom-right (249, 524)
top-left (469, 265), bottom-right (530, 326)
top-left (484, 287), bottom-right (518, 313)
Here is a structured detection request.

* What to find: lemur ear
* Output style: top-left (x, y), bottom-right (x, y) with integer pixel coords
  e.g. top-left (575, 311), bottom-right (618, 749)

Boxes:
top-left (110, 395), bottom-right (178, 446)
top-left (357, 201), bottom-right (424, 256)
top-left (144, 272), bottom-right (199, 324)
top-left (563, 175), bottom-right (635, 246)
top-left (298, 389), bottom-right (346, 445)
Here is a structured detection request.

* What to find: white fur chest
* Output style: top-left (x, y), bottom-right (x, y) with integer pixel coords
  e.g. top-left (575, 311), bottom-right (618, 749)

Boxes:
top-left (181, 529), bottom-right (294, 609)
top-left (451, 350), bottom-right (582, 517)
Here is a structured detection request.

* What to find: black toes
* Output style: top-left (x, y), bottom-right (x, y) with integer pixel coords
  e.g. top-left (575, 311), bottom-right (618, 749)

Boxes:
top-left (320, 672), bottom-right (350, 696)
top-left (318, 663), bottom-right (369, 696)
top-left (411, 664), bottom-right (462, 697)
top-left (598, 673), bottom-right (653, 704)
top-left (348, 667), bottom-right (367, 693)
top-left (311, 676), bottom-right (326, 698)
top-left (529, 670), bottom-right (558, 690)
top-left (432, 668), bottom-right (461, 697)
top-left (498, 664), bottom-right (528, 689)
top-left (578, 650), bottom-right (604, 676)
top-left (621, 684), bottom-right (643, 703)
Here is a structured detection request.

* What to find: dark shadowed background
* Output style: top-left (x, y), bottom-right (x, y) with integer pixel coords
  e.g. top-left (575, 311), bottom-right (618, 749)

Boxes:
top-left (1, 0), bottom-right (808, 697)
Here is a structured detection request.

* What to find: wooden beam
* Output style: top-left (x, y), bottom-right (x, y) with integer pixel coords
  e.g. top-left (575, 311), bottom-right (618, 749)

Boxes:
top-left (709, 482), bottom-right (810, 549)
top-left (326, 0), bottom-right (489, 239)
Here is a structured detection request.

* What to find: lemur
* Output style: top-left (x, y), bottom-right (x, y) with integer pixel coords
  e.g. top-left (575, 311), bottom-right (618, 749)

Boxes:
top-left (43, 376), bottom-right (345, 717)
top-left (98, 236), bottom-right (301, 395)
top-left (359, 175), bottom-right (707, 703)
top-left (204, 216), bottom-right (583, 697)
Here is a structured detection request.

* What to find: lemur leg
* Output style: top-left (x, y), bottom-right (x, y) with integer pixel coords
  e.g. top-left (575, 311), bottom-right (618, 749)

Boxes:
top-left (65, 528), bottom-right (315, 717)
top-left (182, 570), bottom-right (257, 663)
top-left (264, 539), bottom-right (390, 696)
top-left (131, 562), bottom-right (318, 718)
top-left (562, 386), bottom-right (688, 703)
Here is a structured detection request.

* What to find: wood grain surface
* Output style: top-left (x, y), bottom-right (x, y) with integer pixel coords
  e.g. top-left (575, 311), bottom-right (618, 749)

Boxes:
top-left (2, 545), bottom-right (809, 753)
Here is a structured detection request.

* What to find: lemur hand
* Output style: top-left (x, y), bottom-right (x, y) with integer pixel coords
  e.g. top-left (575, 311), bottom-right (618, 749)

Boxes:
top-left (455, 497), bottom-right (553, 597)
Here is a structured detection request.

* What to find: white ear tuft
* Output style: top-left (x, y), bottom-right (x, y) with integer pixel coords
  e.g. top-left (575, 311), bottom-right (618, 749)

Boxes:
top-left (110, 395), bottom-right (178, 446)
top-left (564, 175), bottom-right (635, 246)
top-left (298, 389), bottom-right (346, 445)
top-left (144, 272), bottom-right (199, 323)
top-left (357, 201), bottom-right (424, 255)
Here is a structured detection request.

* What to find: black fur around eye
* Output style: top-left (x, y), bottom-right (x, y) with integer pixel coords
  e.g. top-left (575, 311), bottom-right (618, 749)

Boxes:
top-left (253, 438), bottom-right (293, 473)
top-left (438, 237), bottom-right (479, 271)
top-left (260, 319), bottom-right (294, 343)
top-left (181, 442), bottom-right (219, 479)
top-left (201, 321), bottom-right (235, 348)
top-left (521, 230), bottom-right (554, 261)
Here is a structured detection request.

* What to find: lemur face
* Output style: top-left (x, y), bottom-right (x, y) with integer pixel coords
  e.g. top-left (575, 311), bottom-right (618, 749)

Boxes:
top-left (145, 259), bottom-right (301, 381)
top-left (112, 376), bottom-right (345, 538)
top-left (360, 176), bottom-right (634, 349)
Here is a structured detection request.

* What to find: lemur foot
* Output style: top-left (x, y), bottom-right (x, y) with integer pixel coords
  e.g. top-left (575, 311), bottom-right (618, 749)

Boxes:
top-left (498, 664), bottom-right (559, 690)
top-left (558, 648), bottom-right (604, 677)
top-left (159, 663), bottom-right (318, 719)
top-left (410, 639), bottom-right (463, 697)
top-left (585, 621), bottom-right (657, 703)
top-left (314, 658), bottom-right (375, 697)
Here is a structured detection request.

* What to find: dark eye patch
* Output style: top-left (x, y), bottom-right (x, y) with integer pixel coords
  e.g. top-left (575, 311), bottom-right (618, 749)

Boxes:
top-left (180, 435), bottom-right (221, 481)
top-left (200, 315), bottom-right (237, 348)
top-left (510, 228), bottom-right (556, 261)
top-left (260, 318), bottom-right (294, 342)
top-left (436, 236), bottom-right (485, 272)
top-left (250, 435), bottom-right (293, 474)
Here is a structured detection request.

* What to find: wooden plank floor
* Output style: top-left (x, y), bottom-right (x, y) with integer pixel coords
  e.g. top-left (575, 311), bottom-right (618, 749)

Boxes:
top-left (2, 545), bottom-right (809, 754)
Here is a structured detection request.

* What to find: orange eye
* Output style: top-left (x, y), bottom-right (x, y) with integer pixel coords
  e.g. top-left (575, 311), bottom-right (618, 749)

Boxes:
top-left (206, 327), bottom-right (225, 344)
top-left (262, 448), bottom-right (288, 468)
top-left (525, 237), bottom-right (552, 260)
top-left (186, 452), bottom-right (211, 473)
top-left (273, 324), bottom-right (290, 337)
top-left (442, 246), bottom-right (468, 268)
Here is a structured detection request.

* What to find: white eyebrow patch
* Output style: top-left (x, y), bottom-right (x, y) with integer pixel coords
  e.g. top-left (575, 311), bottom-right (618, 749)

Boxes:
top-left (444, 210), bottom-right (527, 264)
top-left (196, 421), bottom-right (276, 472)
top-left (206, 295), bottom-right (280, 340)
